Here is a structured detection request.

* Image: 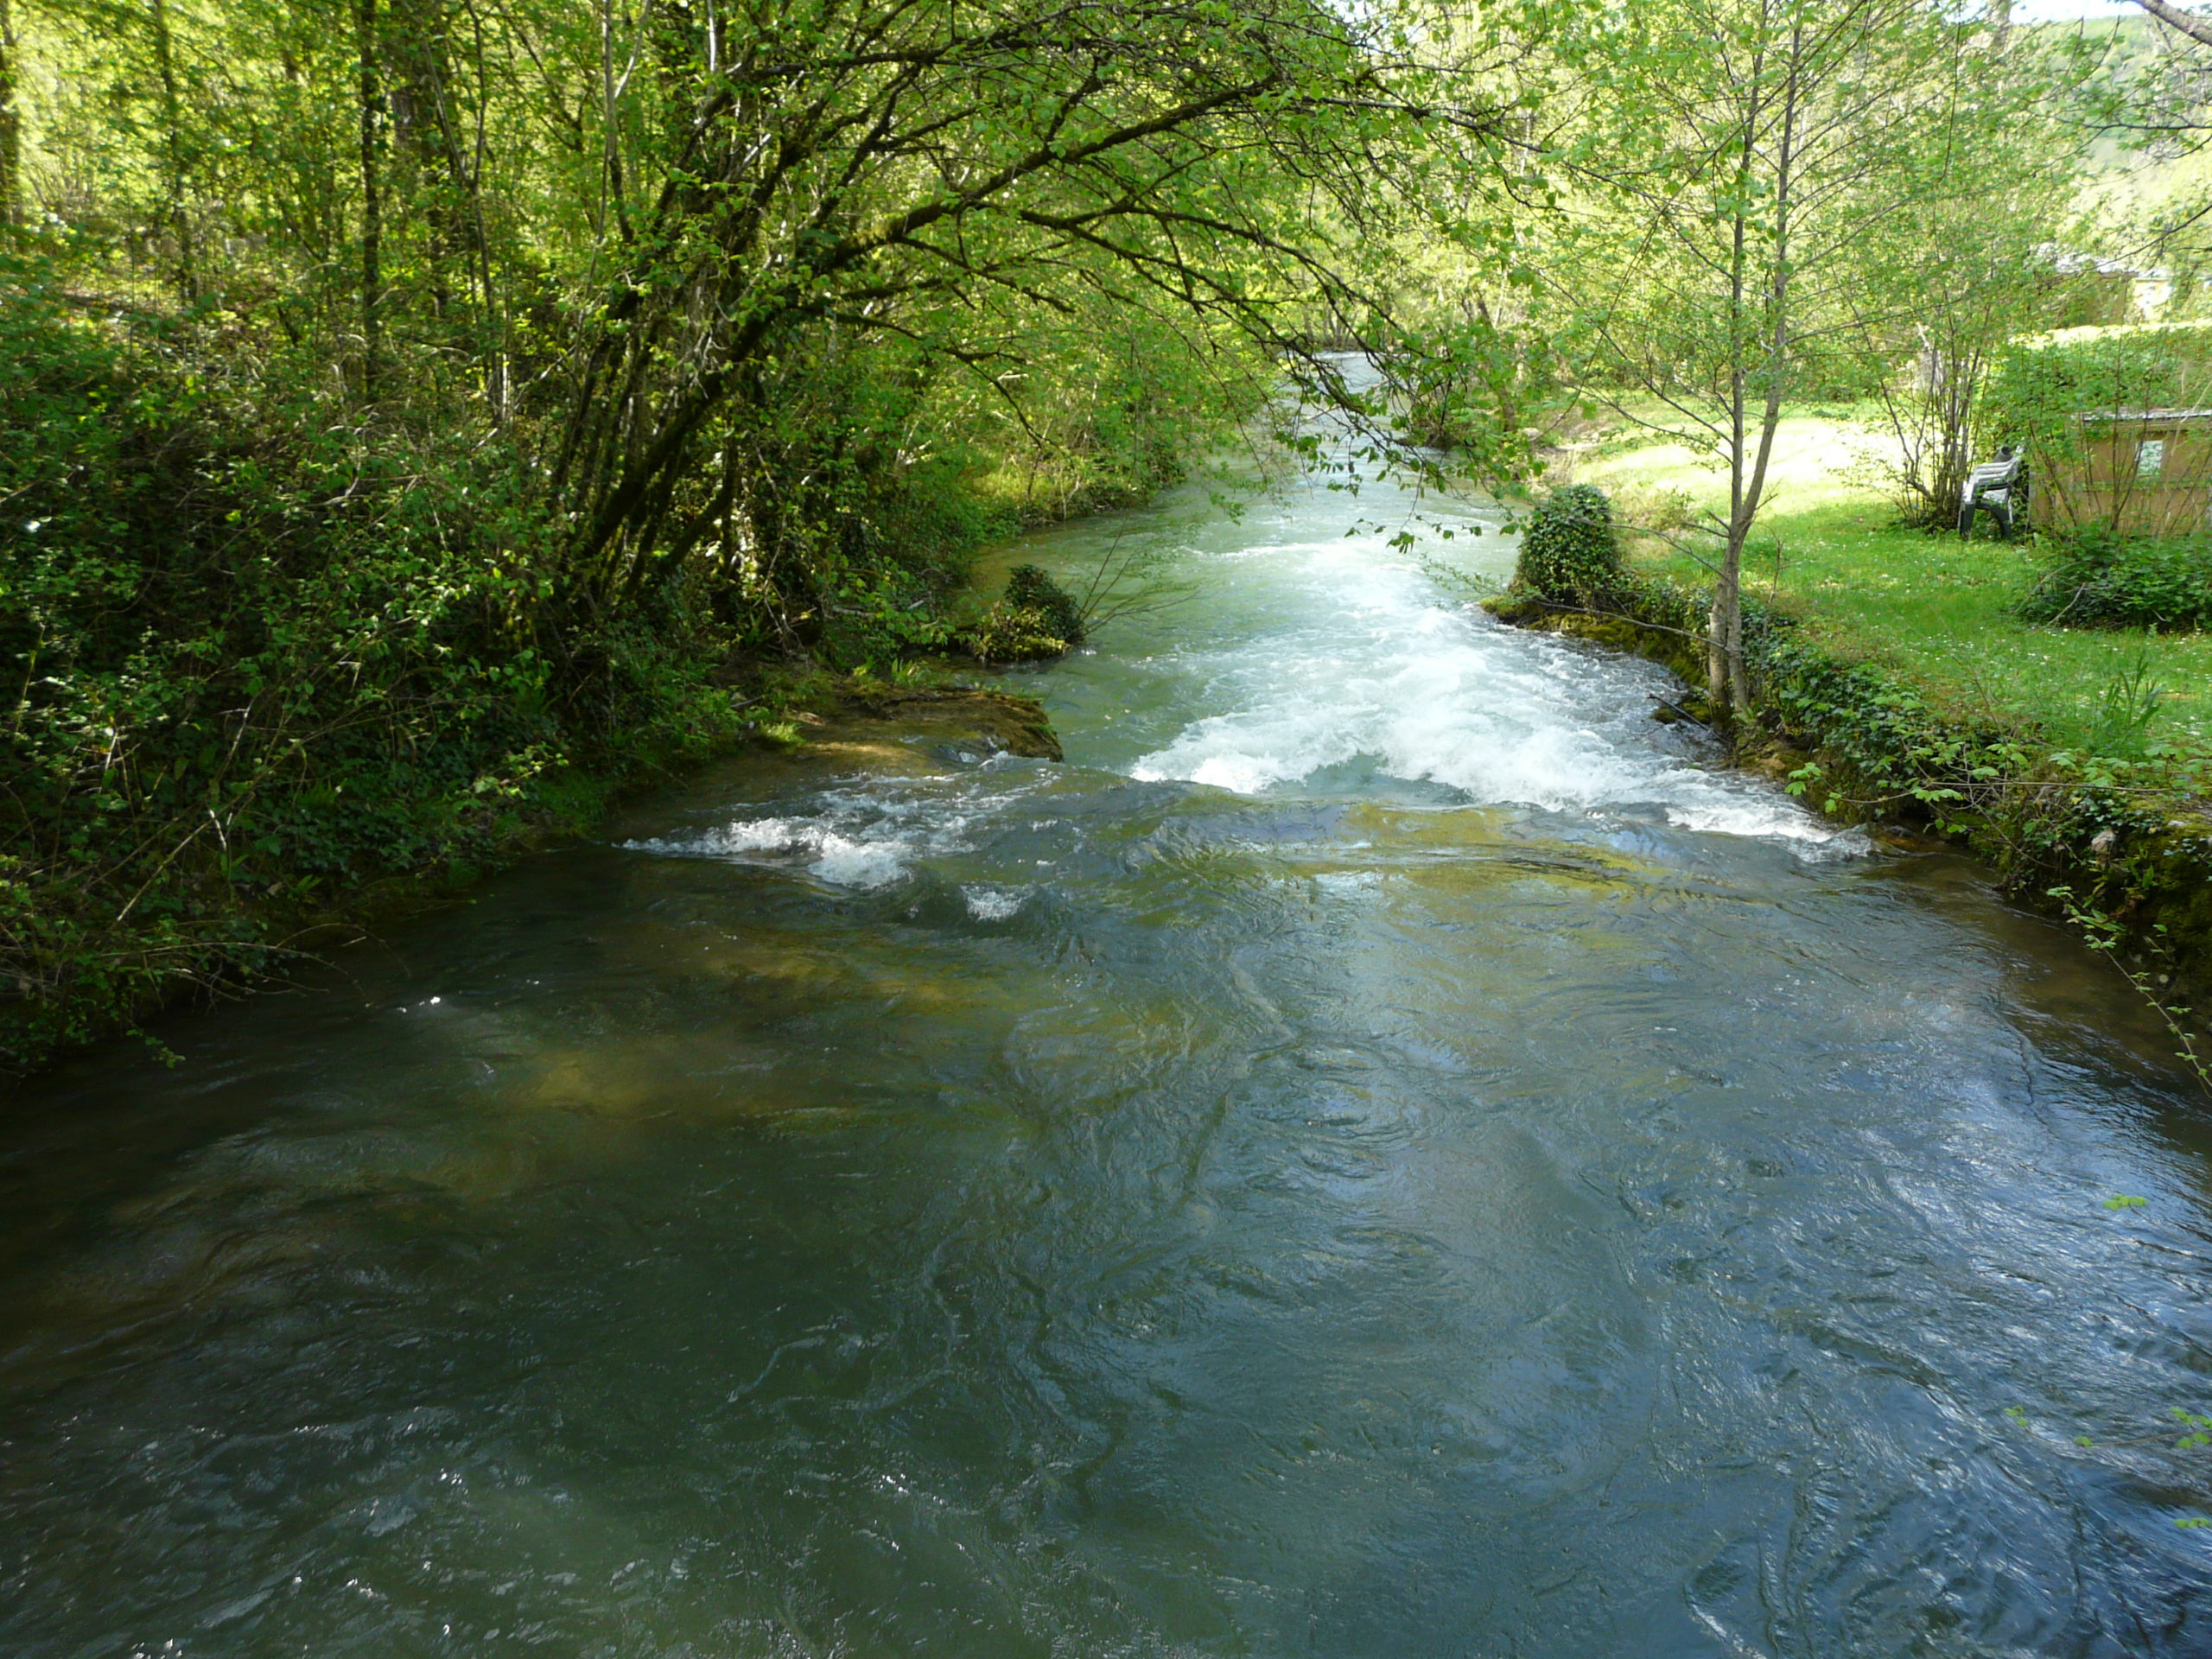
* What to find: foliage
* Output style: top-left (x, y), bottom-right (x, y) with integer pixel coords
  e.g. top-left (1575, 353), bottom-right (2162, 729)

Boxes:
top-left (1003, 566), bottom-right (1086, 648)
top-left (1381, 305), bottom-right (1566, 487)
top-left (959, 565), bottom-right (1084, 664)
top-left (1985, 325), bottom-right (2212, 443)
top-left (1503, 0), bottom-right (2082, 720)
top-left (961, 603), bottom-right (1071, 665)
top-left (2020, 531), bottom-right (2212, 631)
top-left (2047, 881), bottom-right (2211, 1096)
top-left (1513, 484), bottom-right (1625, 607)
top-left (2090, 648), bottom-right (2171, 756)
top-left (965, 310), bottom-right (1274, 522)
top-left (0, 262), bottom-right (750, 1070)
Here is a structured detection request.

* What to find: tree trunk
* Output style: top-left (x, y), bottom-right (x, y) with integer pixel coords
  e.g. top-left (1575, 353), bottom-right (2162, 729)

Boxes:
top-left (0, 0), bottom-right (21, 232)
top-left (149, 0), bottom-right (194, 299)
top-left (1713, 29), bottom-right (1801, 728)
top-left (356, 0), bottom-right (384, 401)
top-left (1713, 48), bottom-right (1763, 722)
top-left (1708, 558), bottom-right (1742, 720)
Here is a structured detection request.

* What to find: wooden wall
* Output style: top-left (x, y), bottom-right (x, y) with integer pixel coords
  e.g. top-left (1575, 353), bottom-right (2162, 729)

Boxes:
top-left (2034, 417), bottom-right (2212, 537)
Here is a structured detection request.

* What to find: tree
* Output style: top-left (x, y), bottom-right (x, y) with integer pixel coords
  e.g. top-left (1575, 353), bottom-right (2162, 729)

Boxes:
top-left (0, 0), bottom-right (20, 230)
top-left (1516, 0), bottom-right (2044, 721)
top-left (538, 0), bottom-right (1504, 612)
top-left (1851, 139), bottom-right (2087, 531)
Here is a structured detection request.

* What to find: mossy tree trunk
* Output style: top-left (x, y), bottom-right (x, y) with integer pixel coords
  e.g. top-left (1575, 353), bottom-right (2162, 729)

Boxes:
top-left (0, 0), bottom-right (20, 232)
top-left (355, 0), bottom-right (384, 402)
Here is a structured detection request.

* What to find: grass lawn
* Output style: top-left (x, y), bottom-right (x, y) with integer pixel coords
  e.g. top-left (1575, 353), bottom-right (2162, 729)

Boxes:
top-left (1567, 418), bottom-right (2212, 760)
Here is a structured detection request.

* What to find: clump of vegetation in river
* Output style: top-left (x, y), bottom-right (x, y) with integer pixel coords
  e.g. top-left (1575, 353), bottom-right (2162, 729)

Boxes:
top-left (957, 564), bottom-right (1090, 664)
top-left (1005, 567), bottom-right (1089, 648)
top-left (1512, 485), bottom-right (1628, 610)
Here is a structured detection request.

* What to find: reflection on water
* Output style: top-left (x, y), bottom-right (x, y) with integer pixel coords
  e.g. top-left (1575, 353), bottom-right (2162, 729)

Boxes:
top-left (4, 434), bottom-right (2212, 1656)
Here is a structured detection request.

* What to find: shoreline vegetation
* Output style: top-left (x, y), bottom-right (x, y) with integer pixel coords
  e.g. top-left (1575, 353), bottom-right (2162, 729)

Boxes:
top-left (2, 0), bottom-right (1469, 1081)
top-left (0, 267), bottom-right (1124, 1081)
top-left (1484, 436), bottom-right (2212, 1079)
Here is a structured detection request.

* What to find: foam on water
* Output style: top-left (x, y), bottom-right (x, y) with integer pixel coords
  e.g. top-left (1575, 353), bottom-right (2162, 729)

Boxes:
top-left (622, 785), bottom-right (988, 888)
top-left (962, 885), bottom-right (1026, 921)
top-left (1127, 537), bottom-right (1863, 856)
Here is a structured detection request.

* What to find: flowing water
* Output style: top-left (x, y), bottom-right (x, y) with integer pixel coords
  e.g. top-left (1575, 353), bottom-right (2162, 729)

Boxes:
top-left (7, 428), bottom-right (2212, 1657)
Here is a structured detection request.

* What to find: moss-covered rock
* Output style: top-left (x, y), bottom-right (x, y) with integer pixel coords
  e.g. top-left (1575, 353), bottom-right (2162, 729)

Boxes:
top-left (833, 684), bottom-right (1062, 760)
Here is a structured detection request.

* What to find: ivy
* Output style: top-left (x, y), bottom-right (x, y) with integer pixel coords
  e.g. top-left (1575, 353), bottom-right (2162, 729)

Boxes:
top-left (1514, 485), bottom-right (1628, 608)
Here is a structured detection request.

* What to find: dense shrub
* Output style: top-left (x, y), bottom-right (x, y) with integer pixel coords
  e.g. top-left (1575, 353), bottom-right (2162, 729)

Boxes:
top-left (1515, 485), bottom-right (1627, 607)
top-left (1004, 564), bottom-right (1086, 645)
top-left (963, 603), bottom-right (1071, 663)
top-left (0, 272), bottom-right (745, 1071)
top-left (2018, 531), bottom-right (2212, 630)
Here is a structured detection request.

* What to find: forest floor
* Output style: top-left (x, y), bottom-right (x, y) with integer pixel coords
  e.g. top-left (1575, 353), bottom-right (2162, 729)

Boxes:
top-left (1559, 412), bottom-right (2212, 761)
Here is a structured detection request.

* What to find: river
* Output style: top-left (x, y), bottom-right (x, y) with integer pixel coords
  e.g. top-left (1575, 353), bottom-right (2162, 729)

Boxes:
top-left (4, 427), bottom-right (2212, 1656)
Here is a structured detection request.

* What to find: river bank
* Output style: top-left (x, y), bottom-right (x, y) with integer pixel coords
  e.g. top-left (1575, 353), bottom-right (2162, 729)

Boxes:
top-left (0, 677), bottom-right (1058, 1082)
top-left (8, 442), bottom-right (2211, 1655)
top-left (1485, 582), bottom-right (2212, 1044)
top-left (1516, 410), bottom-right (2212, 1055)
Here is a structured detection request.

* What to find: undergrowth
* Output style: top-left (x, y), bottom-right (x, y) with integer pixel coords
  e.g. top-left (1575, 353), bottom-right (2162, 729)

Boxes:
top-left (2019, 530), bottom-right (2212, 632)
top-left (0, 276), bottom-right (768, 1074)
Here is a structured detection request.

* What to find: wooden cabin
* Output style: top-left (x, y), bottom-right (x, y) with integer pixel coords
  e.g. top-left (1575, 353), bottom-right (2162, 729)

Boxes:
top-left (2034, 407), bottom-right (2212, 537)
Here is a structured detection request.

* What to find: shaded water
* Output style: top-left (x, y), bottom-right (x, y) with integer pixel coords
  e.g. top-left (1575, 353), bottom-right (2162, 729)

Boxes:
top-left (7, 435), bottom-right (2212, 1656)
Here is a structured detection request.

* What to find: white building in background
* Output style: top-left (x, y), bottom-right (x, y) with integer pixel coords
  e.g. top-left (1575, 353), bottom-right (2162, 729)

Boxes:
top-left (2044, 247), bottom-right (2176, 322)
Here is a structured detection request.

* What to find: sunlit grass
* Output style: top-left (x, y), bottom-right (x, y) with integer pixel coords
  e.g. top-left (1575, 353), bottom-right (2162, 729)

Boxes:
top-left (1580, 423), bottom-right (2212, 758)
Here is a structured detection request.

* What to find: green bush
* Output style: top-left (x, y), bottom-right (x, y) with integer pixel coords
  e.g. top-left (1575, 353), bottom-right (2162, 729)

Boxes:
top-left (0, 266), bottom-right (744, 1073)
top-left (2018, 531), bottom-right (2212, 630)
top-left (1003, 564), bottom-right (1086, 645)
top-left (963, 603), bottom-right (1069, 664)
top-left (956, 564), bottom-right (1084, 664)
top-left (1514, 484), bottom-right (1627, 607)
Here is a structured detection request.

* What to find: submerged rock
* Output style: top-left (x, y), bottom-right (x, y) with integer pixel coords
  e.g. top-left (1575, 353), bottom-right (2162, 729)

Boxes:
top-left (821, 684), bottom-right (1063, 763)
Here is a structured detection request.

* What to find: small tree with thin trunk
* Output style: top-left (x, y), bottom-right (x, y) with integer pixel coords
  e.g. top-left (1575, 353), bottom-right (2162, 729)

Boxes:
top-left (1515, 0), bottom-right (2045, 723)
top-left (0, 0), bottom-right (20, 232)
